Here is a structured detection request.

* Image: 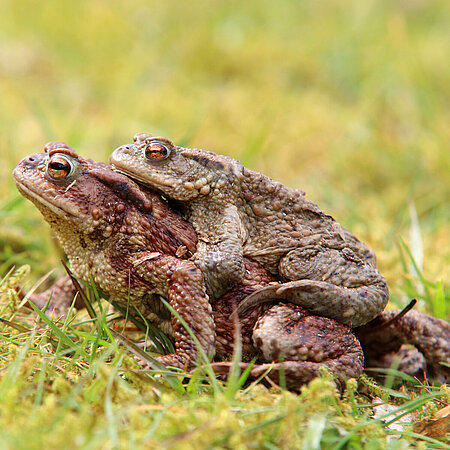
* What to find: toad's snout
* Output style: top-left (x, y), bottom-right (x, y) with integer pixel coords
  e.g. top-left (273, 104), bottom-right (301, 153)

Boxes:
top-left (109, 145), bottom-right (134, 164)
top-left (13, 153), bottom-right (46, 178)
top-left (19, 153), bottom-right (44, 167)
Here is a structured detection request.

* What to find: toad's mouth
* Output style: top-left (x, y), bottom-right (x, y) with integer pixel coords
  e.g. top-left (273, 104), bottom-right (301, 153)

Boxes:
top-left (111, 165), bottom-right (175, 189)
top-left (14, 179), bottom-right (79, 220)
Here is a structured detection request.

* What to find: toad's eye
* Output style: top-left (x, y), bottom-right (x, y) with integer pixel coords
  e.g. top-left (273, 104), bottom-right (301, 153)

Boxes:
top-left (47, 155), bottom-right (74, 180)
top-left (143, 142), bottom-right (170, 162)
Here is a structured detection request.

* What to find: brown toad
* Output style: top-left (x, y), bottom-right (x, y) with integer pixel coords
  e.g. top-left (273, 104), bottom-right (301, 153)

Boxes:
top-left (14, 143), bottom-right (365, 389)
top-left (14, 142), bottom-right (213, 369)
top-left (110, 134), bottom-right (389, 327)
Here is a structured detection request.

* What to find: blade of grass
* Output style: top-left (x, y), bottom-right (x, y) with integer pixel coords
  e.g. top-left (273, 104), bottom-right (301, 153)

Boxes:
top-left (108, 300), bottom-right (174, 354)
top-left (27, 301), bottom-right (89, 359)
top-left (72, 273), bottom-right (174, 354)
top-left (432, 280), bottom-right (447, 319)
top-left (0, 329), bottom-right (36, 401)
top-left (61, 260), bottom-right (97, 319)
top-left (109, 328), bottom-right (185, 394)
top-left (0, 317), bottom-right (31, 333)
top-left (386, 430), bottom-right (450, 449)
top-left (224, 307), bottom-right (243, 399)
top-left (17, 269), bottom-right (56, 312)
top-left (398, 237), bottom-right (432, 303)
top-left (104, 354), bottom-right (122, 448)
top-left (0, 265), bottom-right (16, 287)
top-left (158, 297), bottom-right (221, 394)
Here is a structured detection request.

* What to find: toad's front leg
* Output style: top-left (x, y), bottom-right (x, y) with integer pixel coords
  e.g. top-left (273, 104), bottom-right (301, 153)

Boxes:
top-left (238, 247), bottom-right (389, 327)
top-left (190, 204), bottom-right (245, 300)
top-left (136, 255), bottom-right (216, 370)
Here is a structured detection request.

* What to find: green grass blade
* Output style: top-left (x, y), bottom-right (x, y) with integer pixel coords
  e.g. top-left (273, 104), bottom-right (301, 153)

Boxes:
top-left (27, 301), bottom-right (89, 359)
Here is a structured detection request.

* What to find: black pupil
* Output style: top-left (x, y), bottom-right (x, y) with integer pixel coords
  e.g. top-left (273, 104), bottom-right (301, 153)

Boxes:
top-left (50, 161), bottom-right (68, 171)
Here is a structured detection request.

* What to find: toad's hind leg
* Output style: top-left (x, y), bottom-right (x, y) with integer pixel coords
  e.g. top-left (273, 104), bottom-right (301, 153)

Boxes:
top-left (356, 309), bottom-right (450, 383)
top-left (239, 247), bottom-right (389, 327)
top-left (213, 304), bottom-right (364, 391)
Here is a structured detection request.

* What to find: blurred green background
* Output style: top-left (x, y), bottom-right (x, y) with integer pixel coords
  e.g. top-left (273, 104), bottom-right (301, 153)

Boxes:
top-left (0, 0), bottom-right (448, 309)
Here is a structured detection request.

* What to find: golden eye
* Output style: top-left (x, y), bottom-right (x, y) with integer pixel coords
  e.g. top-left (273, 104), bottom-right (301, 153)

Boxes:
top-left (143, 142), bottom-right (170, 161)
top-left (47, 155), bottom-right (74, 180)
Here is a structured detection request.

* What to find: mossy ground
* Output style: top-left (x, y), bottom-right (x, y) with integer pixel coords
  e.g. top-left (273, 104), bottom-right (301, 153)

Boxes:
top-left (0, 0), bottom-right (448, 448)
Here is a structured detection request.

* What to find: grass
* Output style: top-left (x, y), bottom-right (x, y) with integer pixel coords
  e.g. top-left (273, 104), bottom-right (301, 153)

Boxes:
top-left (0, 270), bottom-right (449, 449)
top-left (0, 0), bottom-right (449, 447)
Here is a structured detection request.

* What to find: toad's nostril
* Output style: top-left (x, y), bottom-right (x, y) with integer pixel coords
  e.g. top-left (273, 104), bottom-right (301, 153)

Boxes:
top-left (112, 146), bottom-right (131, 157)
top-left (28, 156), bottom-right (35, 162)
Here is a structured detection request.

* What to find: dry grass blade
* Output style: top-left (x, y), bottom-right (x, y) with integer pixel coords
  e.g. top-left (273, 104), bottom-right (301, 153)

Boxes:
top-left (0, 317), bottom-right (31, 333)
top-left (109, 327), bottom-right (185, 393)
top-left (61, 260), bottom-right (97, 319)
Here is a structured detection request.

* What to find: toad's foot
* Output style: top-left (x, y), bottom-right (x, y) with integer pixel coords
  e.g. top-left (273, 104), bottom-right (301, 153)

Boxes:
top-left (356, 309), bottom-right (450, 383)
top-left (362, 346), bottom-right (429, 381)
top-left (237, 278), bottom-right (388, 327)
top-left (214, 303), bottom-right (364, 391)
top-left (24, 275), bottom-right (85, 318)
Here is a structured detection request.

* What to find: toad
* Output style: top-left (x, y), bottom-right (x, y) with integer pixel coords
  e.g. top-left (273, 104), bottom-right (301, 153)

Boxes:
top-left (110, 134), bottom-right (389, 327)
top-left (14, 143), bottom-right (365, 389)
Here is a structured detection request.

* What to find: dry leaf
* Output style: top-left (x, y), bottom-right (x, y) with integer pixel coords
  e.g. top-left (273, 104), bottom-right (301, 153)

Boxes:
top-left (413, 405), bottom-right (450, 437)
